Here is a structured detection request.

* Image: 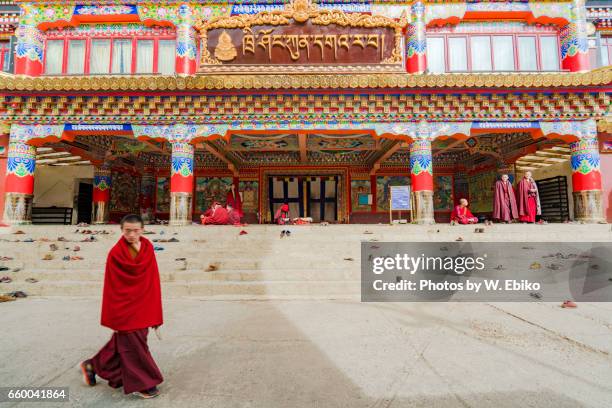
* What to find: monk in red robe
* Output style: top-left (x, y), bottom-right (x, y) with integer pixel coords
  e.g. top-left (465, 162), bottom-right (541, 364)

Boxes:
top-left (200, 202), bottom-right (230, 225)
top-left (517, 171), bottom-right (541, 223)
top-left (80, 214), bottom-right (163, 399)
top-left (226, 184), bottom-right (243, 218)
top-left (450, 198), bottom-right (479, 224)
top-left (493, 174), bottom-right (519, 223)
top-left (227, 205), bottom-right (242, 225)
top-left (274, 203), bottom-right (290, 225)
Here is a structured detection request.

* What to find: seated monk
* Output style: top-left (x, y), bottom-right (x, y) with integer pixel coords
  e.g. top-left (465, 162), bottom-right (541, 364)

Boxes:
top-left (274, 203), bottom-right (290, 225)
top-left (227, 205), bottom-right (241, 226)
top-left (200, 202), bottom-right (229, 225)
top-left (450, 199), bottom-right (479, 225)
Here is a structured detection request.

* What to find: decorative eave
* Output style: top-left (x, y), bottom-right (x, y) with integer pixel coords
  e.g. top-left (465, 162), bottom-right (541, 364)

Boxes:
top-left (0, 67), bottom-right (610, 92)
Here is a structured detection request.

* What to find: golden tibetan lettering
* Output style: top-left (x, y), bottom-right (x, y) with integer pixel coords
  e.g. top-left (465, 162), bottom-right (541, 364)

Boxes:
top-left (197, 0), bottom-right (405, 73)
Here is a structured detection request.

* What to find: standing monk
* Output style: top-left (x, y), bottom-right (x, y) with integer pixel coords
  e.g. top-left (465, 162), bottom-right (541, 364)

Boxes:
top-left (493, 174), bottom-right (519, 223)
top-left (226, 184), bottom-right (243, 218)
top-left (80, 214), bottom-right (163, 399)
top-left (517, 171), bottom-right (541, 223)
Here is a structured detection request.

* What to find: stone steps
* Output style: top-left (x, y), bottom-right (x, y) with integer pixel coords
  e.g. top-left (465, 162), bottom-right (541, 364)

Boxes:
top-left (0, 224), bottom-right (610, 299)
top-left (0, 280), bottom-right (361, 298)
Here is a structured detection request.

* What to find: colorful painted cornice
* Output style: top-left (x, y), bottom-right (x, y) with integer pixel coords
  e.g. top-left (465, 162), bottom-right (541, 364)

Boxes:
top-left (0, 89), bottom-right (608, 124)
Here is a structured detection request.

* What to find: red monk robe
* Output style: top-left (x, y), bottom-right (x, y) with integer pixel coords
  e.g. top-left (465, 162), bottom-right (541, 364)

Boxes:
top-left (201, 204), bottom-right (230, 225)
top-left (88, 236), bottom-right (164, 394)
top-left (450, 204), bottom-right (478, 224)
top-left (274, 203), bottom-right (290, 225)
top-left (493, 179), bottom-right (519, 222)
top-left (227, 208), bottom-right (242, 225)
top-left (517, 176), bottom-right (541, 223)
top-left (226, 185), bottom-right (243, 217)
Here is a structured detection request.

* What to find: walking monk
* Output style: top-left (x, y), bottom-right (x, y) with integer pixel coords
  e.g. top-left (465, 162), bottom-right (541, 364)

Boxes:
top-left (80, 214), bottom-right (163, 399)
top-left (493, 174), bottom-right (519, 223)
top-left (517, 171), bottom-right (541, 223)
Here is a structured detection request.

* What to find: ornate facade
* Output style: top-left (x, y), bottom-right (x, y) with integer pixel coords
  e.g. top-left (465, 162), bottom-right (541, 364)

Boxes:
top-left (0, 0), bottom-right (610, 225)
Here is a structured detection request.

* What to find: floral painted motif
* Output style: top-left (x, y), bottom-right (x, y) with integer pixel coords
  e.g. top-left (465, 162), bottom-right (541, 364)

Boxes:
top-left (410, 139), bottom-right (433, 176)
top-left (15, 25), bottom-right (44, 63)
top-left (171, 142), bottom-right (195, 178)
top-left (570, 136), bottom-right (600, 175)
top-left (93, 174), bottom-right (112, 191)
top-left (10, 124), bottom-right (64, 144)
top-left (560, 23), bottom-right (589, 59)
top-left (7, 142), bottom-right (36, 178)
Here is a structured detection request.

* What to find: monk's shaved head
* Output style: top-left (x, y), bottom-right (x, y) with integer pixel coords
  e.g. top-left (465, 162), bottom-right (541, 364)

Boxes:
top-left (121, 214), bottom-right (144, 244)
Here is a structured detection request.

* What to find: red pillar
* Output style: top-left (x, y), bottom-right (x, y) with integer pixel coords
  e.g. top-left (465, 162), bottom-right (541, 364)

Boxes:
top-left (410, 122), bottom-right (434, 224)
top-left (170, 142), bottom-right (194, 225)
top-left (570, 121), bottom-right (603, 222)
top-left (406, 1), bottom-right (427, 74)
top-left (92, 168), bottom-right (112, 224)
top-left (3, 137), bottom-right (36, 224)
top-left (560, 0), bottom-right (590, 72)
top-left (14, 24), bottom-right (44, 76)
top-left (175, 3), bottom-right (198, 75)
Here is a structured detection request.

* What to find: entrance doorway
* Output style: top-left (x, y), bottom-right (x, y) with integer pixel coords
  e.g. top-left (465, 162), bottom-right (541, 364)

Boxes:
top-left (77, 182), bottom-right (93, 224)
top-left (269, 176), bottom-right (338, 222)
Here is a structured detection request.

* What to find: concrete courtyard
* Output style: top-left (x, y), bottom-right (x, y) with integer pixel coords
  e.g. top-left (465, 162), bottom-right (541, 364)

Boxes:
top-left (1, 298), bottom-right (611, 407)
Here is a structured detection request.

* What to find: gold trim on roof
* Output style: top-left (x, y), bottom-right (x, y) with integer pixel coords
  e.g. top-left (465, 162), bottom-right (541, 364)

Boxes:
top-left (0, 67), bottom-right (610, 92)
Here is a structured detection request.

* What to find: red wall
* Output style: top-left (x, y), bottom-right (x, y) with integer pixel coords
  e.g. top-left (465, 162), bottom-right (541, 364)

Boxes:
top-left (600, 154), bottom-right (612, 222)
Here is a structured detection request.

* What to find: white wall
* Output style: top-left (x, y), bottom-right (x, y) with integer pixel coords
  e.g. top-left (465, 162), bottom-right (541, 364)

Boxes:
top-left (33, 165), bottom-right (94, 223)
top-left (524, 160), bottom-right (574, 220)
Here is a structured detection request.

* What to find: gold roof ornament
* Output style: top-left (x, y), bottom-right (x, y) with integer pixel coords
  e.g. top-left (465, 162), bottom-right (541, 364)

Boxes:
top-left (286, 0), bottom-right (318, 23)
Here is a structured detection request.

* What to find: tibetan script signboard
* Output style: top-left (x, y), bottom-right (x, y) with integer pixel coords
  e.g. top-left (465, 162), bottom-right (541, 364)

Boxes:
top-left (197, 0), bottom-right (404, 73)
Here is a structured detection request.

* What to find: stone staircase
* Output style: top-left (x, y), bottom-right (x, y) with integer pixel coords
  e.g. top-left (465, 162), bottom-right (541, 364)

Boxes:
top-left (0, 224), bottom-right (610, 299)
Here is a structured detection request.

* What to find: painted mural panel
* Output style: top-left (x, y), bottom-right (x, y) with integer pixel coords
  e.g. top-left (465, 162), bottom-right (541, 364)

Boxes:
top-left (467, 170), bottom-right (497, 213)
top-left (155, 177), bottom-right (170, 213)
top-left (111, 171), bottom-right (140, 213)
top-left (376, 176), bottom-right (410, 211)
top-left (239, 180), bottom-right (259, 212)
top-left (195, 177), bottom-right (233, 213)
top-left (351, 179), bottom-right (371, 212)
top-left (433, 175), bottom-right (453, 211)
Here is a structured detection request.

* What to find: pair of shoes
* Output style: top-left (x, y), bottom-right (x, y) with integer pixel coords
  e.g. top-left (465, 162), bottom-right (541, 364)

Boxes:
top-left (133, 386), bottom-right (160, 399)
top-left (79, 360), bottom-right (96, 386)
top-left (280, 230), bottom-right (292, 238)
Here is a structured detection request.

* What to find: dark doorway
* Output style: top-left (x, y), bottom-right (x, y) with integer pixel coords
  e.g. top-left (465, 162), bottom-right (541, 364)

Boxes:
top-left (268, 176), bottom-right (338, 223)
top-left (77, 182), bottom-right (93, 224)
top-left (536, 175), bottom-right (570, 222)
